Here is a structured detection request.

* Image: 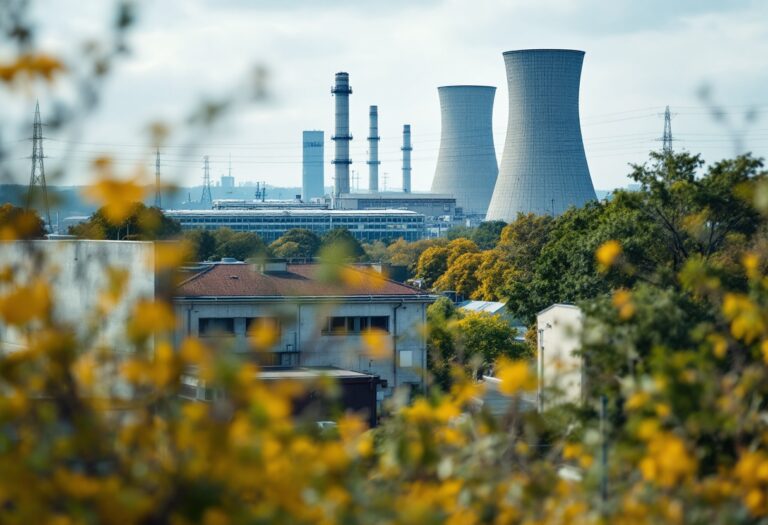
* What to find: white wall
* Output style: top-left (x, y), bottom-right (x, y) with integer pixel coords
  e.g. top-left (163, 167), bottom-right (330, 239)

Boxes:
top-left (0, 240), bottom-right (156, 353)
top-left (537, 304), bottom-right (583, 410)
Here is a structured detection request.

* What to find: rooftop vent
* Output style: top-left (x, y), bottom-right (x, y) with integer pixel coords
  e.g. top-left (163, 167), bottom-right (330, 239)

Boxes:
top-left (254, 259), bottom-right (288, 274)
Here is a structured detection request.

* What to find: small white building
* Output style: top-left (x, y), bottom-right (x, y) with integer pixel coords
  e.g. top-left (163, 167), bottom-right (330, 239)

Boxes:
top-left (536, 303), bottom-right (584, 410)
top-left (174, 260), bottom-right (436, 398)
top-left (0, 240), bottom-right (157, 353)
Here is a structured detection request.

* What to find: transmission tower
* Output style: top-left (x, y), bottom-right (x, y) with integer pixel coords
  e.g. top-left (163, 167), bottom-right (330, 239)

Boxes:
top-left (200, 156), bottom-right (212, 207)
top-left (154, 148), bottom-right (162, 208)
top-left (661, 105), bottom-right (674, 154)
top-left (26, 101), bottom-right (51, 230)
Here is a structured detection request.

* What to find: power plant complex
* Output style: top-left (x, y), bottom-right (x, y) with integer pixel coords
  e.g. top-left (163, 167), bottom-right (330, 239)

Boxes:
top-left (167, 48), bottom-right (598, 242)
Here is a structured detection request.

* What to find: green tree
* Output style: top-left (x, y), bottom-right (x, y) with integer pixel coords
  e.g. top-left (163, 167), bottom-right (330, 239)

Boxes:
top-left (321, 228), bottom-right (365, 261)
top-left (0, 203), bottom-right (46, 239)
top-left (472, 220), bottom-right (506, 249)
top-left (426, 297), bottom-right (459, 390)
top-left (269, 228), bottom-right (321, 260)
top-left (625, 151), bottom-right (763, 271)
top-left (454, 311), bottom-right (528, 378)
top-left (70, 203), bottom-right (181, 241)
top-left (433, 251), bottom-right (484, 298)
top-left (446, 225), bottom-right (473, 241)
top-left (414, 245), bottom-right (450, 288)
top-left (183, 229), bottom-right (217, 261)
top-left (213, 228), bottom-right (267, 261)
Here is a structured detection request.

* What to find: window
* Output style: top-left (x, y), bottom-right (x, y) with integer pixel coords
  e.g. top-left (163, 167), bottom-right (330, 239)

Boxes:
top-left (198, 317), bottom-right (235, 336)
top-left (324, 316), bottom-right (390, 335)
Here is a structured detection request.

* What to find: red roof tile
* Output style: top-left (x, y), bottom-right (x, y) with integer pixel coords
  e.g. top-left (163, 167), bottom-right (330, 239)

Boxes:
top-left (176, 263), bottom-right (430, 298)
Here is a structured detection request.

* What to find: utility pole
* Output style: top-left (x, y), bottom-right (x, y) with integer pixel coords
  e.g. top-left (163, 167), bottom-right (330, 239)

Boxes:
top-left (200, 156), bottom-right (212, 207)
top-left (26, 101), bottom-right (52, 231)
top-left (154, 148), bottom-right (162, 208)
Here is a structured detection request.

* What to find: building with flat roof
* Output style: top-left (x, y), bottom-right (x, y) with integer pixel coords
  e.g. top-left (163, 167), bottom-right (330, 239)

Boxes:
top-left (175, 260), bottom-right (437, 398)
top-left (165, 208), bottom-right (426, 242)
top-left (334, 192), bottom-right (458, 237)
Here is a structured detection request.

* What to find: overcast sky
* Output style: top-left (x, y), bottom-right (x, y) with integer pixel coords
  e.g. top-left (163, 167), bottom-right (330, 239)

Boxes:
top-left (3, 0), bottom-right (768, 192)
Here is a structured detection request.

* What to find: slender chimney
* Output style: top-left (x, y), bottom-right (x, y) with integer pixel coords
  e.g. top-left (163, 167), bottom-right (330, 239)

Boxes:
top-left (367, 105), bottom-right (380, 192)
top-left (401, 124), bottom-right (412, 193)
top-left (331, 72), bottom-right (352, 197)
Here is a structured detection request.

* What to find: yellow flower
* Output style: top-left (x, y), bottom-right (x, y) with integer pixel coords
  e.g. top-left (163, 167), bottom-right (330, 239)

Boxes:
top-left (743, 252), bottom-right (760, 280)
top-left (496, 357), bottom-right (536, 395)
top-left (639, 432), bottom-right (696, 487)
top-left (127, 300), bottom-right (176, 341)
top-left (596, 240), bottom-right (622, 270)
top-left (625, 391), bottom-right (650, 411)
top-left (362, 328), bottom-right (391, 359)
top-left (612, 289), bottom-right (635, 320)
top-left (83, 173), bottom-right (146, 224)
top-left (0, 279), bottom-right (51, 325)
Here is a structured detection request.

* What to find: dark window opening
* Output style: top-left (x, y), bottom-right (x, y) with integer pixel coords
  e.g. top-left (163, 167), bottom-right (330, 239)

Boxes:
top-left (198, 317), bottom-right (235, 336)
top-left (324, 316), bottom-right (390, 335)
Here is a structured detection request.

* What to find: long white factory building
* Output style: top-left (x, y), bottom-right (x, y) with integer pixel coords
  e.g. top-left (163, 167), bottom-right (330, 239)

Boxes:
top-left (165, 208), bottom-right (426, 242)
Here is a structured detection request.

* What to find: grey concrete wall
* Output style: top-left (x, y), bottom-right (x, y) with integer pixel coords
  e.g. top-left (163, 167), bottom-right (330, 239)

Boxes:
top-left (0, 240), bottom-right (156, 353)
top-left (175, 299), bottom-right (428, 396)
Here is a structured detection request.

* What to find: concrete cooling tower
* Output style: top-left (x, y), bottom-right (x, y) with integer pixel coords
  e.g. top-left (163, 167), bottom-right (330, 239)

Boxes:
top-left (486, 49), bottom-right (596, 221)
top-left (431, 85), bottom-right (498, 217)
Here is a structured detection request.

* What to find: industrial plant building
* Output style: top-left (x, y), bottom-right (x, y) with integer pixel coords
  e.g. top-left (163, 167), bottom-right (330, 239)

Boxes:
top-left (165, 208), bottom-right (426, 242)
top-left (302, 130), bottom-right (324, 200)
top-left (431, 85), bottom-right (499, 218)
top-left (486, 49), bottom-right (597, 221)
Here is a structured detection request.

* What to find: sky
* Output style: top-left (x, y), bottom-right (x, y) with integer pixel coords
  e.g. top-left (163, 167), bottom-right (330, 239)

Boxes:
top-left (2, 0), bottom-right (768, 193)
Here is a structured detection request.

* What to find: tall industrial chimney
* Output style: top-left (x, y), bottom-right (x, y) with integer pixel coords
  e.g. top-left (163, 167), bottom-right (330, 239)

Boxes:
top-left (331, 72), bottom-right (352, 198)
top-left (367, 105), bottom-right (380, 192)
top-left (486, 49), bottom-right (596, 221)
top-left (431, 85), bottom-right (498, 217)
top-left (401, 124), bottom-right (412, 193)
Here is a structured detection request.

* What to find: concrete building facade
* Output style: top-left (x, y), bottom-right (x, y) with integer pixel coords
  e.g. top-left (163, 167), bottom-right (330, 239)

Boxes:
top-left (486, 50), bottom-right (597, 221)
top-left (165, 208), bottom-right (426, 242)
top-left (175, 261), bottom-right (436, 397)
top-left (302, 130), bottom-right (325, 201)
top-left (536, 303), bottom-right (584, 410)
top-left (431, 85), bottom-right (499, 218)
top-left (0, 240), bottom-right (157, 354)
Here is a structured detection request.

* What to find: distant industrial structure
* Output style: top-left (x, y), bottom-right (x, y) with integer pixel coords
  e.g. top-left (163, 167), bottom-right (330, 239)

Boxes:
top-left (167, 52), bottom-right (605, 240)
top-left (302, 130), bottom-right (325, 200)
top-left (331, 72), bottom-right (353, 198)
top-left (431, 86), bottom-right (498, 218)
top-left (165, 208), bottom-right (426, 242)
top-left (486, 49), bottom-right (596, 221)
top-left (26, 101), bottom-right (52, 230)
top-left (401, 125), bottom-right (412, 193)
top-left (367, 106), bottom-right (380, 192)
top-left (200, 156), bottom-right (213, 206)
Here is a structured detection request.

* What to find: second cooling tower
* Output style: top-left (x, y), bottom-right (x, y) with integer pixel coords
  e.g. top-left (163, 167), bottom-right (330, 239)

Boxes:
top-left (431, 85), bottom-right (498, 217)
top-left (486, 49), bottom-right (596, 221)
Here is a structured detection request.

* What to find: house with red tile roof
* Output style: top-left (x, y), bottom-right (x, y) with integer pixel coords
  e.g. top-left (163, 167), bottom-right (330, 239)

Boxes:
top-left (174, 259), bottom-right (437, 398)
